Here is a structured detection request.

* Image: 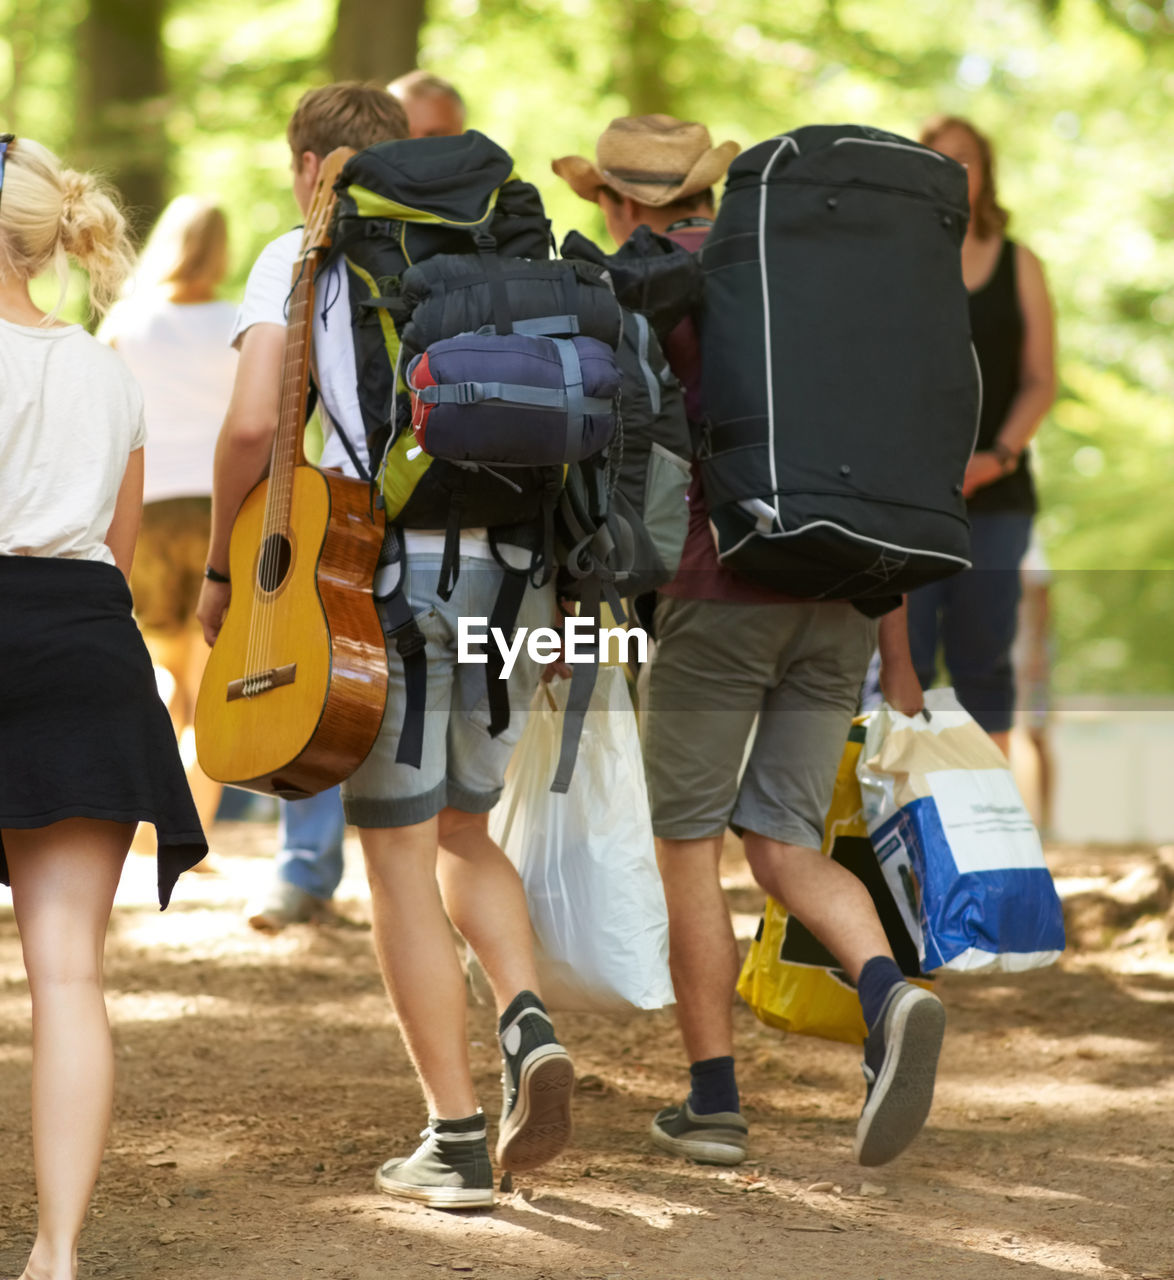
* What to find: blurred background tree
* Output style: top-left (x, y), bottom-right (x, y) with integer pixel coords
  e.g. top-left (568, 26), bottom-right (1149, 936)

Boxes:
top-left (1, 0), bottom-right (1170, 696)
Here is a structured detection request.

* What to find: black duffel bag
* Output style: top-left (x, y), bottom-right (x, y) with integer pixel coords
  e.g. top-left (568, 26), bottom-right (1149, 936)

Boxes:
top-left (698, 123), bottom-right (981, 602)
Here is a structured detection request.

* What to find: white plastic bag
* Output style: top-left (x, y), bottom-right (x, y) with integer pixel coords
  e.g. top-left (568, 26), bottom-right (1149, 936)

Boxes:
top-left (857, 688), bottom-right (1065, 973)
top-left (486, 665), bottom-right (675, 1013)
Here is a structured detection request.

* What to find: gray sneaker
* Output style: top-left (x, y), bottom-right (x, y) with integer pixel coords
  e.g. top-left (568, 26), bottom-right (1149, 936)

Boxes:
top-left (374, 1119), bottom-right (495, 1209)
top-left (650, 1101), bottom-right (749, 1166)
top-left (495, 999), bottom-right (574, 1172)
top-left (246, 879), bottom-right (326, 933)
top-left (854, 983), bottom-right (946, 1167)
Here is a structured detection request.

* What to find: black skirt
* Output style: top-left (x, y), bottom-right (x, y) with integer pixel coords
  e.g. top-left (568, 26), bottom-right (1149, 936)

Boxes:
top-left (0, 555), bottom-right (207, 907)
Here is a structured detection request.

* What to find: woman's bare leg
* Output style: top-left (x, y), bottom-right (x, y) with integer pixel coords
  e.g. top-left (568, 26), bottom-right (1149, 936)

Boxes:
top-left (5, 818), bottom-right (131, 1280)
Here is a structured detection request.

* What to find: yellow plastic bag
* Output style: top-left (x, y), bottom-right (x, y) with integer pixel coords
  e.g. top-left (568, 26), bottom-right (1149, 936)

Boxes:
top-left (736, 722), bottom-right (930, 1045)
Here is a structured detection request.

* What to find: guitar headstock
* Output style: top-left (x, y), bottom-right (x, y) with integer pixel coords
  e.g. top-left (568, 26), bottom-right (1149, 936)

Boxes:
top-left (298, 145), bottom-right (355, 265)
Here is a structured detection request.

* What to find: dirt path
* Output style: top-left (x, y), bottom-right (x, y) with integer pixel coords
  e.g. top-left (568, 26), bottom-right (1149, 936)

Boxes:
top-left (2, 827), bottom-right (1172, 1280)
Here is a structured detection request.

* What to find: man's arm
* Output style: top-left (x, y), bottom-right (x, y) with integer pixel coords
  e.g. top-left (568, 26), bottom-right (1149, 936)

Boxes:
top-left (876, 597), bottom-right (924, 717)
top-left (196, 322), bottom-right (286, 646)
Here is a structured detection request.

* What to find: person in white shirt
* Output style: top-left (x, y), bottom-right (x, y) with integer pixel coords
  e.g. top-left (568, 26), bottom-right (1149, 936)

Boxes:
top-left (0, 133), bottom-right (205, 1280)
top-left (196, 83), bottom-right (573, 1211)
top-left (245, 70), bottom-right (471, 939)
top-left (99, 196), bottom-right (238, 841)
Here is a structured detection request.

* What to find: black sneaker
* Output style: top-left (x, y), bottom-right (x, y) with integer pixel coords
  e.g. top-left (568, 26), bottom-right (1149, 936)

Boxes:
top-left (374, 1116), bottom-right (495, 1209)
top-left (496, 996), bottom-right (574, 1172)
top-left (854, 983), bottom-right (946, 1167)
top-left (650, 1101), bottom-right (749, 1166)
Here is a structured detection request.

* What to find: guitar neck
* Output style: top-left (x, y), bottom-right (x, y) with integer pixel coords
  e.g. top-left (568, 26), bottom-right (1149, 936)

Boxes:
top-left (260, 146), bottom-right (354, 540)
top-left (265, 256), bottom-right (319, 538)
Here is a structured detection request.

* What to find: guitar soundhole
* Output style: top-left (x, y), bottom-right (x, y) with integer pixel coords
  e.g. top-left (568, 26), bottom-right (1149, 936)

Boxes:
top-left (257, 533), bottom-right (293, 593)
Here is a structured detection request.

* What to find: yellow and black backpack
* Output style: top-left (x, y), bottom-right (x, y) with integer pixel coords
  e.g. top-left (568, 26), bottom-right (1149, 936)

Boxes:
top-left (325, 132), bottom-right (624, 774)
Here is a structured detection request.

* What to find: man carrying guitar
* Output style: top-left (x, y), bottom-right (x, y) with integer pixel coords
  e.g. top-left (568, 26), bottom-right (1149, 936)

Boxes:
top-left (196, 82), bottom-right (573, 1210)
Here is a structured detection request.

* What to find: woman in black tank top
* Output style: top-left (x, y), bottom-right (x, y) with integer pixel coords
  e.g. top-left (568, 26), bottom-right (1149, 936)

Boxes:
top-left (905, 117), bottom-right (1056, 754)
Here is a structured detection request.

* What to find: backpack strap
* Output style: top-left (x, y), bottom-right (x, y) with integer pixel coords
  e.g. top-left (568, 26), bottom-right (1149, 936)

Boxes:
top-left (550, 577), bottom-right (601, 795)
top-left (484, 543), bottom-right (530, 739)
top-left (372, 524), bottom-right (428, 769)
top-left (437, 492), bottom-right (465, 601)
top-left (472, 229), bottom-right (514, 337)
top-left (309, 361), bottom-right (371, 483)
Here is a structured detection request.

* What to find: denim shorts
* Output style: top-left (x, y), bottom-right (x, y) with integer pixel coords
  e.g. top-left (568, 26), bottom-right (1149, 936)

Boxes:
top-left (342, 555), bottom-right (554, 828)
top-left (642, 596), bottom-right (877, 849)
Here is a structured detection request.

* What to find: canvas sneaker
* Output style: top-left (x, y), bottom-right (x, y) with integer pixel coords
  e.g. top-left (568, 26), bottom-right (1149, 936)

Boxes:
top-left (246, 879), bottom-right (326, 934)
top-left (495, 999), bottom-right (574, 1172)
top-left (374, 1117), bottom-right (495, 1209)
top-left (854, 983), bottom-right (946, 1166)
top-left (650, 1101), bottom-right (749, 1166)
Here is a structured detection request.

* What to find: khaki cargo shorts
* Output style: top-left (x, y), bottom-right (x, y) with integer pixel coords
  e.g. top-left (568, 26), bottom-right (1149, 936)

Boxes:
top-left (642, 596), bottom-right (877, 850)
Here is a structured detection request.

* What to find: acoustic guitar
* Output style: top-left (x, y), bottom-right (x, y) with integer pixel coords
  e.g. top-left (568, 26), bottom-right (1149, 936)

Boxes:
top-left (195, 148), bottom-right (388, 799)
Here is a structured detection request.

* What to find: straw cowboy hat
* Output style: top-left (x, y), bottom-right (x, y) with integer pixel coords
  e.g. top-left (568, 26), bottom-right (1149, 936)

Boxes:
top-left (552, 114), bottom-right (740, 207)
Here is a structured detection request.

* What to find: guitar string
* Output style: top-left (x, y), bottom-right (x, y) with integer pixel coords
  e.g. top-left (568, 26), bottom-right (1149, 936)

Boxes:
top-left (259, 282), bottom-right (309, 683)
top-left (246, 281), bottom-right (302, 687)
top-left (246, 283), bottom-right (290, 688)
top-left (252, 176), bottom-right (328, 691)
top-left (245, 276), bottom-right (295, 686)
top-left (257, 287), bottom-right (305, 682)
top-left (244, 168), bottom-right (327, 694)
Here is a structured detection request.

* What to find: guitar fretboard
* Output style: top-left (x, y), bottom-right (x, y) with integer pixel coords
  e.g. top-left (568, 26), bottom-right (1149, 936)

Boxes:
top-left (259, 263), bottom-right (316, 578)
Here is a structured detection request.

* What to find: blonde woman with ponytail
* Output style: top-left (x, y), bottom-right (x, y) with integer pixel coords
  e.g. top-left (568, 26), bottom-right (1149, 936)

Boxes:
top-left (0, 136), bottom-right (206, 1280)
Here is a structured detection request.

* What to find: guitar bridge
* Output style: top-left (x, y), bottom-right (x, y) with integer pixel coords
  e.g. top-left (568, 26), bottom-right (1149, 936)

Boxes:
top-left (226, 663), bottom-right (297, 701)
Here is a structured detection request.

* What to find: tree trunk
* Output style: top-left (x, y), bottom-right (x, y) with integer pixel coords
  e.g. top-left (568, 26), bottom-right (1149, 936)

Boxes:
top-left (76, 0), bottom-right (169, 243)
top-left (617, 0), bottom-right (676, 117)
top-left (331, 0), bottom-right (428, 85)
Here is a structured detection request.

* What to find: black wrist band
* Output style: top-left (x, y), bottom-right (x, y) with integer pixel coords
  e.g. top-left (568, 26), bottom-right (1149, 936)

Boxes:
top-left (204, 564), bottom-right (230, 584)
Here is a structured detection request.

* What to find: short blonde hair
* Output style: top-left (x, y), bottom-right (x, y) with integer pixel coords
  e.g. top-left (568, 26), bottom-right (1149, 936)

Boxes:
top-left (286, 82), bottom-right (409, 168)
top-left (132, 196), bottom-right (228, 294)
top-left (0, 136), bottom-right (135, 319)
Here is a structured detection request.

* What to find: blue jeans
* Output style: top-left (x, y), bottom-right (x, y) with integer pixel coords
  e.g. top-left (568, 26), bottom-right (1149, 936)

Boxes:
top-left (906, 513), bottom-right (1033, 735)
top-left (276, 787), bottom-right (346, 900)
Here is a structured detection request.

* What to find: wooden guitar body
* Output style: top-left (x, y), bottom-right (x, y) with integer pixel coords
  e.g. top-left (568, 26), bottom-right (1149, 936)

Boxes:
top-left (195, 465), bottom-right (387, 798)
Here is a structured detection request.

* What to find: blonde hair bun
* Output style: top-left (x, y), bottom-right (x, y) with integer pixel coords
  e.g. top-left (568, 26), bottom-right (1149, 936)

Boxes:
top-left (57, 166), bottom-right (135, 310)
top-left (0, 138), bottom-right (136, 319)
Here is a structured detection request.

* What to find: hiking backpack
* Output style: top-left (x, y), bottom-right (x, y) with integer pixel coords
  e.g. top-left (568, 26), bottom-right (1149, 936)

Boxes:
top-left (324, 132), bottom-right (626, 777)
top-left (329, 132), bottom-right (622, 590)
top-left (698, 123), bottom-right (981, 602)
top-left (538, 231), bottom-right (697, 790)
top-left (555, 226), bottom-right (698, 606)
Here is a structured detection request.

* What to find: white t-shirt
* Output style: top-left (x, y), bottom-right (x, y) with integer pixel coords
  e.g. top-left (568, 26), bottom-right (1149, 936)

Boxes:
top-left (231, 229), bottom-right (490, 560)
top-left (0, 318), bottom-right (146, 566)
top-left (99, 294), bottom-right (237, 503)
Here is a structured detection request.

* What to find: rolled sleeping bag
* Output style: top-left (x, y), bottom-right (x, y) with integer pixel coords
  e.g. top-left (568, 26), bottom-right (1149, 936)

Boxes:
top-left (407, 332), bottom-right (621, 466)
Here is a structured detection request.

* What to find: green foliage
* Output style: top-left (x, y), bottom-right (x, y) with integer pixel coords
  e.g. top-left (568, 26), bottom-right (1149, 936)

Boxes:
top-left (1, 0), bottom-right (1171, 691)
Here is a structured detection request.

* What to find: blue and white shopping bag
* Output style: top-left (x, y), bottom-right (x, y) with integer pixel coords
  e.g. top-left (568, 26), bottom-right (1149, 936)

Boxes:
top-left (857, 689), bottom-right (1065, 973)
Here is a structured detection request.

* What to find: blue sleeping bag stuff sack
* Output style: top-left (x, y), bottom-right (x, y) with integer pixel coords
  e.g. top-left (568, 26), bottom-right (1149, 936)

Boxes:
top-left (407, 332), bottom-right (620, 467)
top-left (857, 688), bottom-right (1065, 973)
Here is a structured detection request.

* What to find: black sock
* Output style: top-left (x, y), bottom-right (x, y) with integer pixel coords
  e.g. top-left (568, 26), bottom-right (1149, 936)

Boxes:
top-left (857, 955), bottom-right (905, 1032)
top-left (498, 989), bottom-right (546, 1035)
top-left (431, 1111), bottom-right (486, 1136)
top-left (687, 1056), bottom-right (739, 1115)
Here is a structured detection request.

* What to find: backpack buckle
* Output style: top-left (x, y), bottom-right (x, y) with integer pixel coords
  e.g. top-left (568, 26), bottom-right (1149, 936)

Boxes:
top-left (393, 620), bottom-right (427, 659)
